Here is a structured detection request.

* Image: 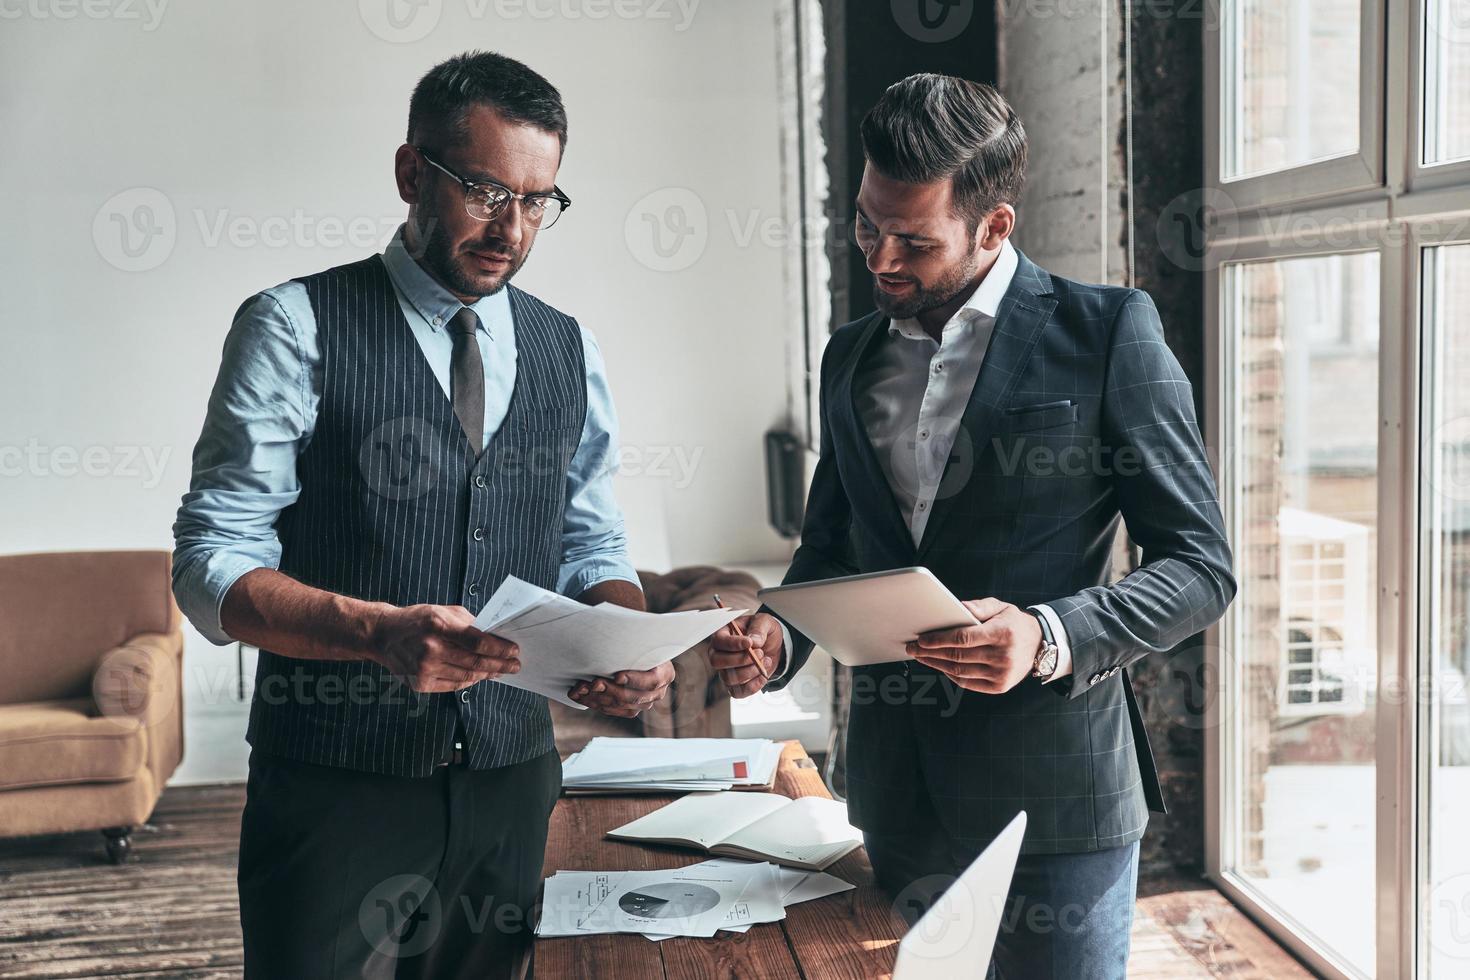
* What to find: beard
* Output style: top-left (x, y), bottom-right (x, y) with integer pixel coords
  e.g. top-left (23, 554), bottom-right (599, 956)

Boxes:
top-left (414, 212), bottom-right (530, 298)
top-left (871, 249), bottom-right (982, 320)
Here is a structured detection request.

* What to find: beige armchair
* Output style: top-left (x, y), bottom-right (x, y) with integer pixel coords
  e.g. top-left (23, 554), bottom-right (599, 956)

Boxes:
top-left (548, 566), bottom-right (761, 753)
top-left (0, 550), bottom-right (185, 863)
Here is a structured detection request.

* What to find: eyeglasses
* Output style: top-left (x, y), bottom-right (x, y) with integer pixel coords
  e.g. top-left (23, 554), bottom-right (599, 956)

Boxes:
top-left (413, 145), bottom-right (571, 230)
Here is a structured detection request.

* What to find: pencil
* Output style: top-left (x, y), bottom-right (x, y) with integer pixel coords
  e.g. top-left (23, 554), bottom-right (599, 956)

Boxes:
top-left (713, 593), bottom-right (770, 680)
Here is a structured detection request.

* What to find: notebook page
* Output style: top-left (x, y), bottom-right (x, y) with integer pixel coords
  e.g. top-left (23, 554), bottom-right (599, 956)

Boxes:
top-left (608, 792), bottom-right (790, 850)
top-left (722, 796), bottom-right (859, 867)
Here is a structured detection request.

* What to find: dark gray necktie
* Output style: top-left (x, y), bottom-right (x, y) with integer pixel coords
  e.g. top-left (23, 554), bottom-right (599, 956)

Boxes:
top-left (449, 307), bottom-right (484, 454)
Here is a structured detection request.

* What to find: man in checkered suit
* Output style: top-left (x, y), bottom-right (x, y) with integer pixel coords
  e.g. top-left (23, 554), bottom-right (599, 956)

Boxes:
top-left (710, 74), bottom-right (1234, 979)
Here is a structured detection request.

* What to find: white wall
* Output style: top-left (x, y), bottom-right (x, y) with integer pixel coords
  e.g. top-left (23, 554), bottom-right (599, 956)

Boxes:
top-left (0, 1), bottom-right (805, 780)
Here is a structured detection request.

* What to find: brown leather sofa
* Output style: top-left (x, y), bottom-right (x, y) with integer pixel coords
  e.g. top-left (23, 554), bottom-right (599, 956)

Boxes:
top-left (548, 566), bottom-right (761, 753)
top-left (0, 551), bottom-right (185, 862)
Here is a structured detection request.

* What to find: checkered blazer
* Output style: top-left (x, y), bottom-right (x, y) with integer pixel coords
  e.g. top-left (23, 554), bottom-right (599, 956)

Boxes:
top-left (767, 249), bottom-right (1236, 855)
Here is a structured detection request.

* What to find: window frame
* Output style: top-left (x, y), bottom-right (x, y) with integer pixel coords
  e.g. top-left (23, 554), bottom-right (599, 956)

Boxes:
top-left (1206, 0), bottom-right (1387, 210)
top-left (1206, 239), bottom-right (1394, 980)
top-left (1411, 223), bottom-right (1470, 978)
top-left (1411, 0), bottom-right (1470, 189)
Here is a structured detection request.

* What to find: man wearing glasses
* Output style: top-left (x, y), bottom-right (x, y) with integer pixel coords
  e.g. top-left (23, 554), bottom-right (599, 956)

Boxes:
top-left (172, 51), bottom-right (660, 978)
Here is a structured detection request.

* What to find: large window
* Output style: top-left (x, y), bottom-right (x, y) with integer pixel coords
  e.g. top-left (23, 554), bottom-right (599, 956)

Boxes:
top-left (1208, 2), bottom-right (1470, 977)
top-left (1423, 0), bottom-right (1470, 165)
top-left (1225, 253), bottom-right (1380, 975)
top-left (1423, 244), bottom-right (1470, 976)
top-left (1214, 0), bottom-right (1383, 207)
top-left (1226, 0), bottom-right (1363, 178)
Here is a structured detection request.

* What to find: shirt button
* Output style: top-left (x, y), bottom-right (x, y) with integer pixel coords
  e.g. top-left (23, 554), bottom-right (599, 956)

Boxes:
top-left (919, 430), bottom-right (929, 440)
top-left (432, 316), bottom-right (443, 327)
top-left (468, 583), bottom-right (479, 596)
top-left (918, 501), bottom-right (927, 510)
top-left (459, 689), bottom-right (471, 704)
top-left (474, 475), bottom-right (486, 489)
top-left (473, 527), bottom-right (484, 541)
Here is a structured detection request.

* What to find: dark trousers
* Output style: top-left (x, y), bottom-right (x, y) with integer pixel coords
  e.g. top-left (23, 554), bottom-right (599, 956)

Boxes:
top-left (865, 802), bottom-right (1139, 980)
top-left (238, 746), bottom-right (561, 980)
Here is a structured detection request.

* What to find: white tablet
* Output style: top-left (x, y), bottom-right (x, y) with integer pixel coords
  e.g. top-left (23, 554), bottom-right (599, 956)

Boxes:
top-left (757, 567), bottom-right (978, 667)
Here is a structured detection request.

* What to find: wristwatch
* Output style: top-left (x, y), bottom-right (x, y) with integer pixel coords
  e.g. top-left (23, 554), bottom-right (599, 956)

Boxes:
top-left (1029, 610), bottom-right (1060, 680)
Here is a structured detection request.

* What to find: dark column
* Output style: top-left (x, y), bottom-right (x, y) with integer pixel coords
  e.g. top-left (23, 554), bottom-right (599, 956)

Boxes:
top-left (1120, 0), bottom-right (1210, 879)
top-left (822, 0), bottom-right (999, 330)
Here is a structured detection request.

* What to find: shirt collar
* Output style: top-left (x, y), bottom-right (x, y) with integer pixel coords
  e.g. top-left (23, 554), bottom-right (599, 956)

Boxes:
top-left (381, 224), bottom-right (510, 340)
top-left (889, 238), bottom-right (1018, 342)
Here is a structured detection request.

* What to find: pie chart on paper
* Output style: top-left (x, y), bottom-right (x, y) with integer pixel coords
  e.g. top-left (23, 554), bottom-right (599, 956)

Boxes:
top-left (617, 882), bottom-right (721, 920)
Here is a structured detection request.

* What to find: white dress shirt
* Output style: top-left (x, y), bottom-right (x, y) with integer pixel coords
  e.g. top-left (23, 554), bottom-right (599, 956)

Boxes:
top-left (771, 240), bottom-right (1072, 682)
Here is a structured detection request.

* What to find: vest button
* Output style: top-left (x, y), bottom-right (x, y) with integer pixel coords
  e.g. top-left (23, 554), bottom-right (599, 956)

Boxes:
top-left (474, 475), bottom-right (486, 489)
top-left (473, 527), bottom-right (484, 541)
top-left (468, 583), bottom-right (479, 596)
top-left (459, 689), bottom-right (471, 704)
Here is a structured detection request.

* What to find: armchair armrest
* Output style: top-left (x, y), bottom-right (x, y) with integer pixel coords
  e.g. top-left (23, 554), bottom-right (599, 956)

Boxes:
top-left (636, 566), bottom-right (759, 739)
top-left (642, 643), bottom-right (727, 739)
top-left (91, 632), bottom-right (181, 728)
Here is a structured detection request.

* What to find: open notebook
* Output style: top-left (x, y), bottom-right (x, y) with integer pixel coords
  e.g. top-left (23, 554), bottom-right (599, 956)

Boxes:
top-left (606, 792), bottom-right (861, 872)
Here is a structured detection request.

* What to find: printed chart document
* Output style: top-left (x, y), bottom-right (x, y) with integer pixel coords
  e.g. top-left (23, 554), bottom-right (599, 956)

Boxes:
top-left (537, 861), bottom-right (785, 939)
top-left (606, 792), bottom-right (861, 871)
top-left (561, 737), bottom-right (784, 793)
top-left (643, 858), bottom-right (855, 941)
top-left (472, 576), bottom-right (743, 709)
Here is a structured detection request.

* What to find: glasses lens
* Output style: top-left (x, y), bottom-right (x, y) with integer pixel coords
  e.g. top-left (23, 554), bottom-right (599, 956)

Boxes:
top-left (466, 185), bottom-right (511, 221)
top-left (529, 197), bottom-right (564, 229)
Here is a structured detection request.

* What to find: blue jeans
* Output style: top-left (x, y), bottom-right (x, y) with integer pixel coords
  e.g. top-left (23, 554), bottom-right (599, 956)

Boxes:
top-left (866, 827), bottom-right (1139, 980)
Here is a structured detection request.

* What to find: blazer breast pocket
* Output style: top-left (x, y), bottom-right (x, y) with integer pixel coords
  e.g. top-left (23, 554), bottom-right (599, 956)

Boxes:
top-left (998, 399), bottom-right (1078, 432)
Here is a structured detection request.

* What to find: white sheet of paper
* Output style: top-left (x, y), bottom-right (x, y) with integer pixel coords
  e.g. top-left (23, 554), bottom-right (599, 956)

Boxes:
top-left (641, 859), bottom-right (849, 940)
top-left (473, 576), bottom-right (744, 708)
top-left (543, 862), bottom-right (782, 940)
top-left (538, 871), bottom-right (627, 937)
top-left (562, 737), bottom-right (780, 785)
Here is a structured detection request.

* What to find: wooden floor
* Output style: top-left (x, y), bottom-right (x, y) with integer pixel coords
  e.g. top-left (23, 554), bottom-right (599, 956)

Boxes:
top-left (0, 784), bottom-right (1316, 979)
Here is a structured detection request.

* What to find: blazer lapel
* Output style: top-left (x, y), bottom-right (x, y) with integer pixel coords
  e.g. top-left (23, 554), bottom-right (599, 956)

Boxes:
top-left (832, 311), bottom-right (916, 556)
top-left (915, 251), bottom-right (1059, 558)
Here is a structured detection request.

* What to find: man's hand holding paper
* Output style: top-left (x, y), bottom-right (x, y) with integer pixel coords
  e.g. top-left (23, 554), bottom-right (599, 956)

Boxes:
top-left (471, 575), bottom-right (744, 712)
top-left (567, 662), bottom-right (676, 717)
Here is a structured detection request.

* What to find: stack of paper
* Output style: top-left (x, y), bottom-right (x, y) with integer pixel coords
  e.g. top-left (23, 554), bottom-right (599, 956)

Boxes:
top-left (561, 737), bottom-right (784, 794)
top-left (472, 576), bottom-right (743, 709)
top-left (537, 861), bottom-right (786, 939)
top-left (642, 858), bottom-right (855, 942)
top-left (536, 859), bottom-right (853, 942)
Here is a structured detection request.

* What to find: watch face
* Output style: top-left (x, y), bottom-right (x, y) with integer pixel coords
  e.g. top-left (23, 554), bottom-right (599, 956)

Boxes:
top-left (1036, 645), bottom-right (1059, 676)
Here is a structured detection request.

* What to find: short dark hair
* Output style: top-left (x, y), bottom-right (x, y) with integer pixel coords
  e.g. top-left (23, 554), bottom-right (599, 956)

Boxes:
top-left (860, 74), bottom-right (1026, 229)
top-left (407, 50), bottom-right (567, 153)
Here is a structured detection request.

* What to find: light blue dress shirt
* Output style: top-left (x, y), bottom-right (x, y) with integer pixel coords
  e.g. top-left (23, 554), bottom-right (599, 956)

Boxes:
top-left (173, 226), bottom-right (639, 645)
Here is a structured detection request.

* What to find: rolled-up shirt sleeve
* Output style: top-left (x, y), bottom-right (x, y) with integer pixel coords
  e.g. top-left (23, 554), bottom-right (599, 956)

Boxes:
top-left (171, 285), bottom-right (318, 645)
top-left (557, 326), bottom-right (641, 599)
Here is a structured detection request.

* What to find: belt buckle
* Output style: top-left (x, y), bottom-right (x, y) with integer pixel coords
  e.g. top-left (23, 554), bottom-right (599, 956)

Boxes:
top-left (439, 741), bottom-right (465, 768)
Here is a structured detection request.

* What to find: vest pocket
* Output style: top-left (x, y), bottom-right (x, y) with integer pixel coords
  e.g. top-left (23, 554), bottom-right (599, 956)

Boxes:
top-left (506, 407), bottom-right (583, 432)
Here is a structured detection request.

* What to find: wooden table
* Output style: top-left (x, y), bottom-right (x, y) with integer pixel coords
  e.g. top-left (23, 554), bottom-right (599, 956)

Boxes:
top-left (530, 740), bottom-right (907, 979)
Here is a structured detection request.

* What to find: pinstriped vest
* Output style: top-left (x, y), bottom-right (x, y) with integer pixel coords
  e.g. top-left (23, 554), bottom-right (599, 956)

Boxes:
top-left (245, 255), bottom-right (587, 776)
